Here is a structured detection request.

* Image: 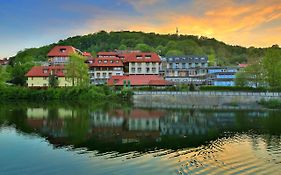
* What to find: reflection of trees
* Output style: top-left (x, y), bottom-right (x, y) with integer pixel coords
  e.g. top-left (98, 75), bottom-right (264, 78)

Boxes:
top-left (64, 110), bottom-right (90, 145)
top-left (1, 101), bottom-right (281, 154)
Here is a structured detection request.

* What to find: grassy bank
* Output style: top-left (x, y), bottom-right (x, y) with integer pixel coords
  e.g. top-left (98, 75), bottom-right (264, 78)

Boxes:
top-left (0, 85), bottom-right (132, 101)
top-left (259, 99), bottom-right (281, 109)
top-left (200, 86), bottom-right (281, 92)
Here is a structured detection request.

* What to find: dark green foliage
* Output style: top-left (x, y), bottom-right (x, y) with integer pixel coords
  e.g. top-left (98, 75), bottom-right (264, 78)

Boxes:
top-left (189, 83), bottom-right (195, 91)
top-left (0, 86), bottom-right (122, 101)
top-left (259, 99), bottom-right (281, 109)
top-left (49, 74), bottom-right (58, 88)
top-left (10, 31), bottom-right (278, 67)
top-left (200, 86), bottom-right (281, 92)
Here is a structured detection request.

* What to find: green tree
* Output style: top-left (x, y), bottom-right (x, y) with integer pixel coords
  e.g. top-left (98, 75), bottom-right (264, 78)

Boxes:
top-left (235, 64), bottom-right (264, 88)
top-left (65, 53), bottom-right (89, 87)
top-left (262, 48), bottom-right (281, 88)
top-left (118, 44), bottom-right (127, 50)
top-left (49, 74), bottom-right (58, 88)
top-left (134, 43), bottom-right (155, 52)
top-left (10, 62), bottom-right (35, 86)
top-left (0, 66), bottom-right (10, 86)
top-left (166, 50), bottom-right (184, 56)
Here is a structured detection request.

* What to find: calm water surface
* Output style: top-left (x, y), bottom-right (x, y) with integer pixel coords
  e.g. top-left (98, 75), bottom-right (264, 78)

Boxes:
top-left (0, 101), bottom-right (280, 175)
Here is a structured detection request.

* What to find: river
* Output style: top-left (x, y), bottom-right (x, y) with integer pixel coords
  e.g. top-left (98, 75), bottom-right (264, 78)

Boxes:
top-left (0, 101), bottom-right (280, 175)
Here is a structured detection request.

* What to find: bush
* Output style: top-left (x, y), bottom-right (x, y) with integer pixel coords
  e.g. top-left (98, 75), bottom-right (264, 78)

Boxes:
top-left (259, 99), bottom-right (281, 109)
top-left (0, 85), bottom-right (120, 101)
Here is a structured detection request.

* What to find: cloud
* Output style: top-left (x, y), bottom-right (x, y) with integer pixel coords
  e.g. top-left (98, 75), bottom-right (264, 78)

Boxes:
top-left (77, 0), bottom-right (281, 47)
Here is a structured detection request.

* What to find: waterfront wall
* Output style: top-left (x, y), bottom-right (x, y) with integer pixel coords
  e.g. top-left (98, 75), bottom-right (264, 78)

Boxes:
top-left (133, 91), bottom-right (281, 109)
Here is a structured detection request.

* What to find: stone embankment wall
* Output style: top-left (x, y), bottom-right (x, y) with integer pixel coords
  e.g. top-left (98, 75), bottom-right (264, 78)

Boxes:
top-left (133, 91), bottom-right (281, 109)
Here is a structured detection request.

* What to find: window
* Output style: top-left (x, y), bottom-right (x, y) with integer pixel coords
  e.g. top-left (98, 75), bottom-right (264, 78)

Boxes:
top-left (108, 72), bottom-right (112, 77)
top-left (60, 48), bottom-right (66, 53)
top-left (182, 63), bottom-right (186, 69)
top-left (97, 73), bottom-right (100, 77)
top-left (137, 63), bottom-right (141, 66)
top-left (146, 68), bottom-right (150, 73)
top-left (102, 73), bottom-right (107, 77)
top-left (43, 77), bottom-right (47, 80)
top-left (31, 77), bottom-right (33, 80)
top-left (131, 62), bottom-right (135, 66)
top-left (152, 67), bottom-right (156, 73)
top-left (146, 62), bottom-right (149, 66)
top-left (131, 68), bottom-right (136, 73)
top-left (104, 60), bottom-right (108, 63)
top-left (43, 69), bottom-right (48, 74)
top-left (137, 68), bottom-right (142, 73)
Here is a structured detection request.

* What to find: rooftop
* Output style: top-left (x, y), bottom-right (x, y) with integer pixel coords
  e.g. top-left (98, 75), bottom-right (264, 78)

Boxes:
top-left (25, 66), bottom-right (65, 77)
top-left (107, 75), bottom-right (172, 86)
top-left (47, 46), bottom-right (80, 57)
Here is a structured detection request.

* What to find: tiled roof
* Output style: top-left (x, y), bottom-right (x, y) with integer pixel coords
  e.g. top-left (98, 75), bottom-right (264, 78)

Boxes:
top-left (238, 64), bottom-right (248, 68)
top-left (83, 52), bottom-right (92, 57)
top-left (97, 52), bottom-right (118, 56)
top-left (88, 58), bottom-right (123, 67)
top-left (107, 75), bottom-right (172, 86)
top-left (25, 66), bottom-right (65, 77)
top-left (121, 52), bottom-right (161, 63)
top-left (97, 51), bottom-right (161, 63)
top-left (47, 46), bottom-right (77, 57)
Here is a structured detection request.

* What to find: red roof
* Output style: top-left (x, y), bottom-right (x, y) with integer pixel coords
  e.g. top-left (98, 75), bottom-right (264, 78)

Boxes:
top-left (238, 64), bottom-right (248, 68)
top-left (97, 51), bottom-right (161, 63)
top-left (25, 66), bottom-right (65, 77)
top-left (88, 58), bottom-right (123, 67)
top-left (97, 52), bottom-right (118, 57)
top-left (47, 46), bottom-right (78, 57)
top-left (107, 75), bottom-right (172, 86)
top-left (121, 52), bottom-right (161, 63)
top-left (83, 52), bottom-right (92, 57)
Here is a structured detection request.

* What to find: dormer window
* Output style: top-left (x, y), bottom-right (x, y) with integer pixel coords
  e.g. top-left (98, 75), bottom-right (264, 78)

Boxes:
top-left (110, 60), bottom-right (113, 63)
top-left (136, 55), bottom-right (142, 59)
top-left (104, 60), bottom-right (108, 64)
top-left (116, 60), bottom-right (119, 63)
top-left (60, 48), bottom-right (66, 53)
top-left (43, 69), bottom-right (48, 74)
top-left (145, 55), bottom-right (151, 59)
top-left (98, 60), bottom-right (102, 63)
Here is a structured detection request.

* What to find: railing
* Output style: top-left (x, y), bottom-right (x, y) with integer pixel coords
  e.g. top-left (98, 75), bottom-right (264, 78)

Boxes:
top-left (134, 91), bottom-right (281, 97)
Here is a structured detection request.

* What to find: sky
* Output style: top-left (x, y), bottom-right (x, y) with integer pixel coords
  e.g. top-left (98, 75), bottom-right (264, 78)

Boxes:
top-left (1, 0), bottom-right (281, 58)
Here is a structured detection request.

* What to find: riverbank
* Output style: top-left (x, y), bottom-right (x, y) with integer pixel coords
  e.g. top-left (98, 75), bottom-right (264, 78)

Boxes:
top-left (133, 91), bottom-right (281, 109)
top-left (0, 85), bottom-right (132, 101)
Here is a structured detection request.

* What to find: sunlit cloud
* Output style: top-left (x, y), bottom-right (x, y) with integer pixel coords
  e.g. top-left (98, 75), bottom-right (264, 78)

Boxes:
top-left (77, 0), bottom-right (281, 48)
top-left (1, 0), bottom-right (281, 58)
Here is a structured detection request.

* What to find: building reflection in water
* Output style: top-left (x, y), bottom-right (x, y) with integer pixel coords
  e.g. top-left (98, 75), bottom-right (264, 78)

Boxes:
top-left (26, 107), bottom-right (270, 147)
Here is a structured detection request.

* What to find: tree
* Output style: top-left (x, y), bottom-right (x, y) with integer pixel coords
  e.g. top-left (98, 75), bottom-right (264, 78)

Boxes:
top-left (235, 64), bottom-right (264, 88)
top-left (65, 53), bottom-right (89, 87)
top-left (10, 62), bottom-right (35, 86)
top-left (262, 48), bottom-right (281, 88)
top-left (118, 44), bottom-right (127, 50)
top-left (166, 50), bottom-right (184, 56)
top-left (134, 43), bottom-right (155, 52)
top-left (0, 66), bottom-right (10, 86)
top-left (49, 74), bottom-right (58, 88)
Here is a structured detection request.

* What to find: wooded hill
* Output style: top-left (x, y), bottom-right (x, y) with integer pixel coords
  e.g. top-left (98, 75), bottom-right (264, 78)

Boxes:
top-left (10, 31), bottom-right (278, 66)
